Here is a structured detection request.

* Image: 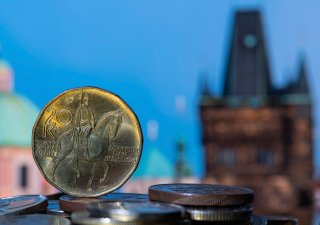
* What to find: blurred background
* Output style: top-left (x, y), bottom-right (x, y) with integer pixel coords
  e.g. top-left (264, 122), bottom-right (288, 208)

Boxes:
top-left (0, 0), bottom-right (320, 224)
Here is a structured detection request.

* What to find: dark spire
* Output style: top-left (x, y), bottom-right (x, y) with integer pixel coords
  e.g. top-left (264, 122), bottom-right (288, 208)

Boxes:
top-left (281, 57), bottom-right (309, 95)
top-left (223, 10), bottom-right (272, 98)
top-left (200, 72), bottom-right (211, 96)
top-left (294, 57), bottom-right (309, 94)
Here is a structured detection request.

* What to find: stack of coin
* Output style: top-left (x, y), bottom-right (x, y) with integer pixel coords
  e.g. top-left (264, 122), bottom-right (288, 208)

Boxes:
top-left (72, 201), bottom-right (187, 225)
top-left (12, 86), bottom-right (297, 225)
top-left (148, 184), bottom-right (258, 225)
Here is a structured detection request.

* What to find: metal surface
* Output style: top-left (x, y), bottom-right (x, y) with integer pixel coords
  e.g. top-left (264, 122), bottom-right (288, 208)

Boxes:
top-left (0, 214), bottom-right (70, 225)
top-left (263, 215), bottom-right (298, 225)
top-left (32, 87), bottom-right (143, 197)
top-left (46, 200), bottom-right (69, 217)
top-left (148, 184), bottom-right (254, 206)
top-left (0, 195), bottom-right (48, 216)
top-left (186, 205), bottom-right (253, 222)
top-left (72, 211), bottom-right (183, 225)
top-left (86, 201), bottom-right (184, 222)
top-left (252, 215), bottom-right (267, 225)
top-left (60, 193), bottom-right (148, 213)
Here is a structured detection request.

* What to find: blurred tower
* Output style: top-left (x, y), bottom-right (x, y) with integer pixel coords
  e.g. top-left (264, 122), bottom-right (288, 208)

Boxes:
top-left (174, 95), bottom-right (192, 182)
top-left (199, 10), bottom-right (313, 218)
top-left (0, 49), bottom-right (56, 196)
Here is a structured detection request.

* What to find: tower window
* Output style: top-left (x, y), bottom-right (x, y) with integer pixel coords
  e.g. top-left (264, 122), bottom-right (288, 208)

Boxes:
top-left (257, 149), bottom-right (273, 165)
top-left (19, 165), bottom-right (28, 188)
top-left (218, 148), bottom-right (236, 166)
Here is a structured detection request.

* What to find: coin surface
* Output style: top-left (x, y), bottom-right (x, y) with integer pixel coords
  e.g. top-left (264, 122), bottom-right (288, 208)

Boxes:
top-left (32, 87), bottom-right (143, 197)
top-left (60, 193), bottom-right (148, 213)
top-left (252, 215), bottom-right (267, 225)
top-left (86, 201), bottom-right (184, 222)
top-left (185, 205), bottom-right (253, 222)
top-left (46, 200), bottom-right (69, 217)
top-left (0, 214), bottom-right (70, 225)
top-left (263, 215), bottom-right (298, 225)
top-left (0, 195), bottom-right (48, 216)
top-left (148, 184), bottom-right (254, 206)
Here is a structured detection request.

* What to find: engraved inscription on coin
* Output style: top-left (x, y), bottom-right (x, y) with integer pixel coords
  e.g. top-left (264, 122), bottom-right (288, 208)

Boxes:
top-left (32, 87), bottom-right (143, 197)
top-left (148, 184), bottom-right (254, 206)
top-left (0, 195), bottom-right (48, 216)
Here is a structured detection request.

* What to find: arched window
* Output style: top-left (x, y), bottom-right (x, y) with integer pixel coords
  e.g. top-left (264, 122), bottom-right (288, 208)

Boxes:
top-left (19, 165), bottom-right (28, 188)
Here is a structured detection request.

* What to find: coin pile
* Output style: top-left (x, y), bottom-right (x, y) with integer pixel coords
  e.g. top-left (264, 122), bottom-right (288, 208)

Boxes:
top-left (0, 87), bottom-right (299, 224)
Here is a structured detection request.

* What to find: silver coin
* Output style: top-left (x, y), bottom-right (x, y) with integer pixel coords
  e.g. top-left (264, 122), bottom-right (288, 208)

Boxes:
top-left (46, 200), bottom-right (69, 217)
top-left (0, 214), bottom-right (70, 225)
top-left (185, 204), bottom-right (253, 222)
top-left (72, 211), bottom-right (185, 225)
top-left (0, 195), bottom-right (48, 216)
top-left (252, 215), bottom-right (267, 225)
top-left (86, 201), bottom-right (184, 222)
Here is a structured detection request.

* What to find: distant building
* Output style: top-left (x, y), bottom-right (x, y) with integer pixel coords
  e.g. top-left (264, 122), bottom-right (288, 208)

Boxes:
top-left (0, 55), bottom-right (56, 197)
top-left (199, 10), bottom-right (313, 215)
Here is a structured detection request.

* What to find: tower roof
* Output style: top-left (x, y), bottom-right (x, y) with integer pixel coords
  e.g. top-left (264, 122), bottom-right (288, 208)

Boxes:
top-left (223, 10), bottom-right (272, 98)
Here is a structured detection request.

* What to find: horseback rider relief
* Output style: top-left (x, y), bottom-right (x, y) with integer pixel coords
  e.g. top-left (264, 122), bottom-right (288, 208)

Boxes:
top-left (74, 92), bottom-right (95, 160)
top-left (33, 87), bottom-right (143, 197)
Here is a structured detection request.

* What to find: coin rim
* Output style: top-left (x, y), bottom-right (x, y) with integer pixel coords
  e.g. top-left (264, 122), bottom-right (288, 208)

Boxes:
top-left (32, 86), bottom-right (143, 197)
top-left (60, 193), bottom-right (149, 213)
top-left (0, 214), bottom-right (71, 225)
top-left (0, 195), bottom-right (48, 216)
top-left (185, 205), bottom-right (253, 222)
top-left (148, 184), bottom-right (254, 206)
top-left (86, 201), bottom-right (185, 221)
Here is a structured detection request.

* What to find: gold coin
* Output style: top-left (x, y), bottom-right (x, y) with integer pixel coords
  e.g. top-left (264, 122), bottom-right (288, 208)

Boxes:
top-left (32, 87), bottom-right (143, 197)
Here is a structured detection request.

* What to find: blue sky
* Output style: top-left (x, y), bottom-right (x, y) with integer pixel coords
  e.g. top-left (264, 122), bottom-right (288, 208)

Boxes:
top-left (1, 0), bottom-right (320, 177)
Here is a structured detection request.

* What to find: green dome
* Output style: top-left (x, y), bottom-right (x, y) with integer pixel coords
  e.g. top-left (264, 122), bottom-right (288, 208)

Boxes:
top-left (133, 146), bottom-right (174, 178)
top-left (0, 93), bottom-right (39, 147)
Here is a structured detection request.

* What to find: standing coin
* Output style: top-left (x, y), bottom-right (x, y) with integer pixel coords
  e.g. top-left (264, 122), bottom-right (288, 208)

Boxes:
top-left (148, 184), bottom-right (254, 206)
top-left (59, 193), bottom-right (148, 213)
top-left (0, 195), bottom-right (48, 216)
top-left (32, 87), bottom-right (143, 197)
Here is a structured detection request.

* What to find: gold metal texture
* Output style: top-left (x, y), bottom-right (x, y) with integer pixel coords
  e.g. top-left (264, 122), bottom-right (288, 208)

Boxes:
top-left (32, 87), bottom-right (143, 197)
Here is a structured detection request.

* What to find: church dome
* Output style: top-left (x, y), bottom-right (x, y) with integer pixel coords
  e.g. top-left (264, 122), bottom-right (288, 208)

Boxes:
top-left (0, 58), bottom-right (39, 147)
